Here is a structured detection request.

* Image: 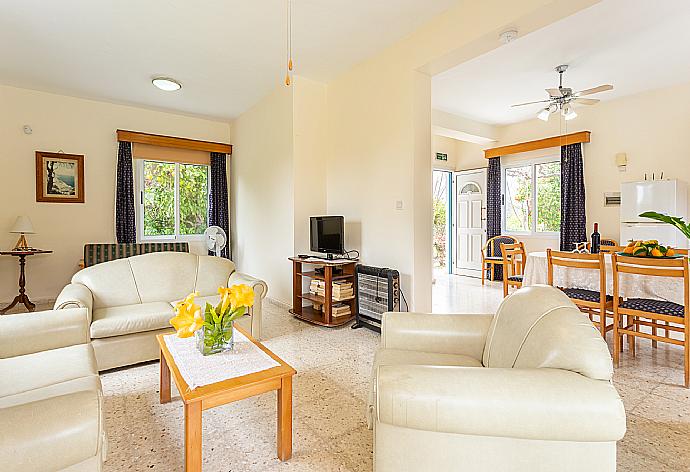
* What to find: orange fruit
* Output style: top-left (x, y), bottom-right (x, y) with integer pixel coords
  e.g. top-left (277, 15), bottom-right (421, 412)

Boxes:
top-left (623, 246), bottom-right (634, 254)
top-left (651, 248), bottom-right (663, 257)
top-left (667, 248), bottom-right (676, 257)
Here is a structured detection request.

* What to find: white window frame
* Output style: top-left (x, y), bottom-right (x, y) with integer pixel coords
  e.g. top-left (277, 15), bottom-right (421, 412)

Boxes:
top-left (501, 155), bottom-right (561, 238)
top-left (135, 159), bottom-right (209, 242)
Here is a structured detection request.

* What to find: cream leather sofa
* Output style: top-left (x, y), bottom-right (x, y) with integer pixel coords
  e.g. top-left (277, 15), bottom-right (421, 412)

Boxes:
top-left (369, 285), bottom-right (626, 472)
top-left (0, 308), bottom-right (106, 471)
top-left (54, 252), bottom-right (268, 371)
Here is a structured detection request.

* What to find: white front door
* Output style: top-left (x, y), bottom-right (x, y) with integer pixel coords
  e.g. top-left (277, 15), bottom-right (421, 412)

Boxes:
top-left (453, 169), bottom-right (487, 277)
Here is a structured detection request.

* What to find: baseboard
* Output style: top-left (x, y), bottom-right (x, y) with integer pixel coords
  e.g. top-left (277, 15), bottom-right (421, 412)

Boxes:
top-left (0, 298), bottom-right (56, 312)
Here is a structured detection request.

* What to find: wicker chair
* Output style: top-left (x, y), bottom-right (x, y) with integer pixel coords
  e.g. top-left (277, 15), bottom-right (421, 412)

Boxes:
top-left (481, 235), bottom-right (518, 285)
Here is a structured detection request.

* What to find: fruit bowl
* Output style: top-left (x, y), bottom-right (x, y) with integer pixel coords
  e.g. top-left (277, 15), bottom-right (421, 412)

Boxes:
top-left (619, 240), bottom-right (683, 258)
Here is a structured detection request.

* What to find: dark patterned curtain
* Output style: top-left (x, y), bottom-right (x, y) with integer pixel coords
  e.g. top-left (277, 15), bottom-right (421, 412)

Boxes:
top-left (115, 141), bottom-right (136, 243)
top-left (209, 152), bottom-right (230, 259)
top-left (560, 143), bottom-right (586, 251)
top-left (486, 157), bottom-right (503, 280)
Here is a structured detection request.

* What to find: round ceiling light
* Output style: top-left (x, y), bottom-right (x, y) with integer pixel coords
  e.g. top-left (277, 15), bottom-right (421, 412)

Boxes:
top-left (152, 77), bottom-right (182, 91)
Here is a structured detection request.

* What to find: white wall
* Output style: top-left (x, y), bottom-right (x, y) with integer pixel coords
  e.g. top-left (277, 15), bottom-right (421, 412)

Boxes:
top-left (230, 86), bottom-right (295, 304)
top-left (496, 80), bottom-right (690, 246)
top-left (432, 135), bottom-right (459, 171)
top-left (0, 84), bottom-right (230, 303)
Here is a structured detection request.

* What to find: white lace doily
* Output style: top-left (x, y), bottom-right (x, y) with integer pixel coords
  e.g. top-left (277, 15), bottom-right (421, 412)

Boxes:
top-left (524, 252), bottom-right (685, 305)
top-left (164, 330), bottom-right (280, 390)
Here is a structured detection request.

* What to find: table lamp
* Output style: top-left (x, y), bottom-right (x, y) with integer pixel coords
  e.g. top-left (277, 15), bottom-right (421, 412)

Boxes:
top-left (10, 216), bottom-right (35, 251)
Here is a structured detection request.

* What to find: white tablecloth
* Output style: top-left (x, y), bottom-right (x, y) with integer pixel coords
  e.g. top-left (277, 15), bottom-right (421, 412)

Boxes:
top-left (164, 330), bottom-right (280, 390)
top-left (523, 251), bottom-right (685, 305)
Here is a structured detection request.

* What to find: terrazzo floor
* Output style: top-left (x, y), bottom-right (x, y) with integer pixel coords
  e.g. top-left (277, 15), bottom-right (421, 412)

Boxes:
top-left (67, 275), bottom-right (688, 471)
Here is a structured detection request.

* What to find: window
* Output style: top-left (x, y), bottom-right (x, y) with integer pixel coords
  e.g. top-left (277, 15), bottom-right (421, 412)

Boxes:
top-left (502, 158), bottom-right (561, 235)
top-left (137, 160), bottom-right (209, 240)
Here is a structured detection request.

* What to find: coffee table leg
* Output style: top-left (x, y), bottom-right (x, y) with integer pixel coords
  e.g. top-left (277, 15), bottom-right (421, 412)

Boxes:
top-left (160, 349), bottom-right (171, 404)
top-left (185, 401), bottom-right (202, 472)
top-left (277, 376), bottom-right (293, 461)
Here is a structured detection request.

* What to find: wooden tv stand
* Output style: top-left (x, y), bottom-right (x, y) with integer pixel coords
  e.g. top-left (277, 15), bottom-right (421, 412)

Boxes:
top-left (289, 256), bottom-right (357, 327)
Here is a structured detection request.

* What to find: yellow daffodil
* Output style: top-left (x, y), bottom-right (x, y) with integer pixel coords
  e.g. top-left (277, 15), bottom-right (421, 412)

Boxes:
top-left (217, 287), bottom-right (233, 314)
top-left (170, 292), bottom-right (204, 338)
top-left (228, 284), bottom-right (255, 309)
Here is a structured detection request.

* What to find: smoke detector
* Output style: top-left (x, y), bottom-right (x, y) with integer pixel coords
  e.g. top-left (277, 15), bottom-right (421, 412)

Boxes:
top-left (499, 29), bottom-right (519, 44)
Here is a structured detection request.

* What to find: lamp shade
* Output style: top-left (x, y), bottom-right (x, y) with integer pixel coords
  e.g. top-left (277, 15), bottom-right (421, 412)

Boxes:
top-left (10, 216), bottom-right (35, 234)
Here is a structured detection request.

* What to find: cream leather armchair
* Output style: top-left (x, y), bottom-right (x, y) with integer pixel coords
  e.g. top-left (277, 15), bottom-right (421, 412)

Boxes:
top-left (369, 285), bottom-right (626, 472)
top-left (0, 308), bottom-right (105, 471)
top-left (54, 252), bottom-right (268, 371)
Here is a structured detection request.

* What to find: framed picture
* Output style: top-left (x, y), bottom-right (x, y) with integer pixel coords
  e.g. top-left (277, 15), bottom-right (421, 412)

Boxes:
top-left (35, 151), bottom-right (85, 203)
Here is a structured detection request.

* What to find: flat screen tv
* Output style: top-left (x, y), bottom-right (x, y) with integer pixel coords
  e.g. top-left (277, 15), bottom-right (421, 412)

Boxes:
top-left (310, 216), bottom-right (344, 258)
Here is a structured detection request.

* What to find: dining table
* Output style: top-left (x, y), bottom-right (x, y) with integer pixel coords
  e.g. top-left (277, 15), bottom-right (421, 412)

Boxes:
top-left (523, 251), bottom-right (686, 305)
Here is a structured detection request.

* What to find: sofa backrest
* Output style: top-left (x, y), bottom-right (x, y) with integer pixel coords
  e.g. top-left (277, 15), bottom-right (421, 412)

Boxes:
top-left (73, 252), bottom-right (236, 308)
top-left (482, 285), bottom-right (613, 381)
top-left (83, 242), bottom-right (189, 267)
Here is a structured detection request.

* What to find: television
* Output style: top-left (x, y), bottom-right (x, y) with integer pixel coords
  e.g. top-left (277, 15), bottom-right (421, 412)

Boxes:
top-left (310, 216), bottom-right (344, 258)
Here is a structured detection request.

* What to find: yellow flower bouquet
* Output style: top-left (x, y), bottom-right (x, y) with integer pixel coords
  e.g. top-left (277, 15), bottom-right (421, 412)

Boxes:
top-left (170, 284), bottom-right (255, 355)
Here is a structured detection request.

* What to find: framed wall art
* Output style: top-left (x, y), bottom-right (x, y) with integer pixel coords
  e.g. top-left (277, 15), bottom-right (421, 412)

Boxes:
top-left (35, 151), bottom-right (85, 203)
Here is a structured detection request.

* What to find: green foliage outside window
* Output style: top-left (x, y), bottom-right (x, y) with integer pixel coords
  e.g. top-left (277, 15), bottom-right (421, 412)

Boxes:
top-left (505, 161), bottom-right (560, 233)
top-left (143, 161), bottom-right (208, 237)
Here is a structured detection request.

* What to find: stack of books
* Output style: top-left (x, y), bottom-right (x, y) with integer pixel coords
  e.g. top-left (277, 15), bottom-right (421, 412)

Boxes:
top-left (332, 281), bottom-right (354, 301)
top-left (309, 280), bottom-right (354, 301)
top-left (332, 303), bottom-right (351, 319)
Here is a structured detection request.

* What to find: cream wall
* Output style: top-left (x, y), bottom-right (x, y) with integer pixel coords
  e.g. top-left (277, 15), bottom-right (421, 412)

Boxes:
top-left (325, 0), bottom-right (593, 310)
top-left (456, 140), bottom-right (488, 171)
top-left (0, 84), bottom-right (230, 304)
top-left (230, 85), bottom-right (295, 304)
top-left (496, 80), bottom-right (690, 246)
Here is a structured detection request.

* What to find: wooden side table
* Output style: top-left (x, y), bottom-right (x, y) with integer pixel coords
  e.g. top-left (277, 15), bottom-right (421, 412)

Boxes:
top-left (289, 256), bottom-right (357, 327)
top-left (0, 249), bottom-right (52, 314)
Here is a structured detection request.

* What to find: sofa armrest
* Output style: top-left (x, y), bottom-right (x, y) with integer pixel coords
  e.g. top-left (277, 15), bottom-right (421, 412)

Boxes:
top-left (228, 272), bottom-right (268, 299)
top-left (54, 283), bottom-right (94, 314)
top-left (0, 308), bottom-right (90, 358)
top-left (376, 365), bottom-right (626, 442)
top-left (0, 390), bottom-right (102, 471)
top-left (381, 312), bottom-right (493, 359)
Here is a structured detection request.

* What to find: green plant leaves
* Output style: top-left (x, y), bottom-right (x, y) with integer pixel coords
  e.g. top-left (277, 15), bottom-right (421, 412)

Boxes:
top-left (639, 212), bottom-right (690, 239)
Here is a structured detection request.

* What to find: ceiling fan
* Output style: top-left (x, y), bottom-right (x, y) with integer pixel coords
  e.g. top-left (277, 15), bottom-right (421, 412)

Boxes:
top-left (511, 64), bottom-right (613, 121)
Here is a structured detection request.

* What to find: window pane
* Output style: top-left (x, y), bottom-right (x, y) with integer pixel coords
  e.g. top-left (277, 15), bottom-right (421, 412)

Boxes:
top-left (179, 164), bottom-right (209, 235)
top-left (536, 162), bottom-right (561, 232)
top-left (505, 165), bottom-right (533, 232)
top-left (143, 161), bottom-right (175, 236)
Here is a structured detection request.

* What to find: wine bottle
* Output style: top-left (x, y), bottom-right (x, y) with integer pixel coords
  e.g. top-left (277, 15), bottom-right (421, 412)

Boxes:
top-left (591, 223), bottom-right (601, 254)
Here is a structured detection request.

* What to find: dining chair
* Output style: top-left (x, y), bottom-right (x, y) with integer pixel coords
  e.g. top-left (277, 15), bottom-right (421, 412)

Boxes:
top-left (547, 249), bottom-right (614, 337)
top-left (481, 235), bottom-right (518, 285)
top-left (611, 253), bottom-right (690, 388)
top-left (500, 242), bottom-right (526, 297)
top-left (601, 238), bottom-right (618, 247)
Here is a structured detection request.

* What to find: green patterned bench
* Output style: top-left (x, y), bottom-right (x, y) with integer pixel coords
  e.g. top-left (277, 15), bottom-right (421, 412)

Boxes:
top-left (83, 242), bottom-right (190, 268)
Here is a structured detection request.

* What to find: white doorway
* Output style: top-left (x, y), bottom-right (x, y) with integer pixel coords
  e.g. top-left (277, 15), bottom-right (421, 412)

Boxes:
top-left (453, 168), bottom-right (487, 277)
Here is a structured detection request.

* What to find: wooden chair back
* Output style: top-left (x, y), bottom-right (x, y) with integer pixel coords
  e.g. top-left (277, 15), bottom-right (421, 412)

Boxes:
top-left (482, 235), bottom-right (518, 259)
top-left (599, 245), bottom-right (626, 254)
top-left (500, 242), bottom-right (526, 278)
top-left (601, 238), bottom-right (618, 247)
top-left (547, 249), bottom-right (607, 296)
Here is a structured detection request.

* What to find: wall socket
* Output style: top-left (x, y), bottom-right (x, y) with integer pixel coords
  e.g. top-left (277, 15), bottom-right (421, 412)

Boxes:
top-left (395, 200), bottom-right (404, 210)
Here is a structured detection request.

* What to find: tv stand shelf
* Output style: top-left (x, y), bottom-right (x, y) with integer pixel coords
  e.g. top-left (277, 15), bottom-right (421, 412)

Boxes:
top-left (289, 256), bottom-right (357, 327)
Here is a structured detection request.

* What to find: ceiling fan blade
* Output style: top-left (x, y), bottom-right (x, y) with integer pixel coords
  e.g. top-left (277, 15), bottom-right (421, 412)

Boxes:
top-left (575, 84), bottom-right (613, 96)
top-left (546, 88), bottom-right (563, 98)
top-left (573, 98), bottom-right (599, 105)
top-left (511, 99), bottom-right (551, 108)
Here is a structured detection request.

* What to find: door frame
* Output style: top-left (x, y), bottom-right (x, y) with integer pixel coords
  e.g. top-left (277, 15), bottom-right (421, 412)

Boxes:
top-left (452, 167), bottom-right (487, 277)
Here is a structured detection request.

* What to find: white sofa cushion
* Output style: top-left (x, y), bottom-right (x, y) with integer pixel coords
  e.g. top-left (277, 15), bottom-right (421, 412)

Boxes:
top-left (195, 256), bottom-right (235, 296)
top-left (128, 252), bottom-right (198, 303)
top-left (91, 302), bottom-right (173, 339)
top-left (72, 259), bottom-right (141, 309)
top-left (0, 344), bottom-right (97, 399)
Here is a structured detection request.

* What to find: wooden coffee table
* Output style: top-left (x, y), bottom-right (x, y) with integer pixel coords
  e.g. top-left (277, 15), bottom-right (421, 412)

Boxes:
top-left (157, 326), bottom-right (296, 471)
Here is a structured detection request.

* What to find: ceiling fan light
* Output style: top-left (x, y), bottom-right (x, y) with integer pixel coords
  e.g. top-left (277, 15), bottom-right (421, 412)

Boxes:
top-left (562, 103), bottom-right (577, 120)
top-left (537, 108), bottom-right (550, 121)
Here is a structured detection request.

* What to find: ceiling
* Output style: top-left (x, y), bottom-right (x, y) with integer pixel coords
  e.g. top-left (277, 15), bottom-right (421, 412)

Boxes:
top-left (0, 0), bottom-right (457, 120)
top-left (432, 0), bottom-right (690, 126)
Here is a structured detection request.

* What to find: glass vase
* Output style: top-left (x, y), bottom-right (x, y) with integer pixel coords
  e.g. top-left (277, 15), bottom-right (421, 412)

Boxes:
top-left (195, 322), bottom-right (234, 356)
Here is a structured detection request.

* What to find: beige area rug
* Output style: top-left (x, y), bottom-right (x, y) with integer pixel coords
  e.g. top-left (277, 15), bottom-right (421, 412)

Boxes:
top-left (99, 299), bottom-right (690, 471)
